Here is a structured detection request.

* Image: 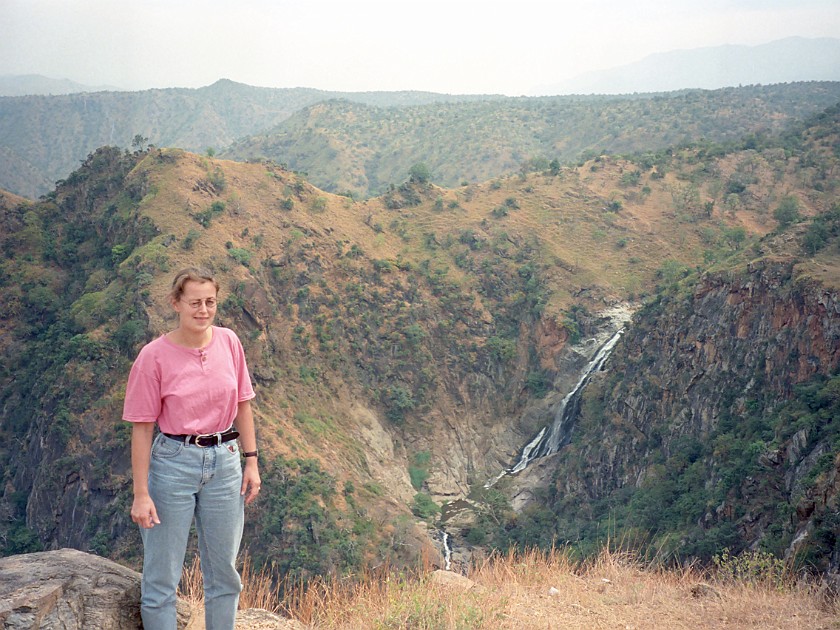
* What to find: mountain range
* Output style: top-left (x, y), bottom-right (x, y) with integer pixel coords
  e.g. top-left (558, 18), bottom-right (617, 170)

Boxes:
top-left (0, 74), bottom-right (121, 97)
top-left (2, 78), bottom-right (840, 201)
top-left (533, 37), bottom-right (840, 95)
top-left (3, 37), bottom-right (837, 99)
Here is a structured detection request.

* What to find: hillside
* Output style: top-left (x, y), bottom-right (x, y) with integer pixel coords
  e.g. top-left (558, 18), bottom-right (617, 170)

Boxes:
top-left (0, 79), bottom-right (497, 199)
top-left (480, 105), bottom-right (840, 573)
top-left (224, 82), bottom-right (840, 198)
top-left (2, 81), bottom-right (839, 201)
top-left (0, 101), bottom-right (838, 585)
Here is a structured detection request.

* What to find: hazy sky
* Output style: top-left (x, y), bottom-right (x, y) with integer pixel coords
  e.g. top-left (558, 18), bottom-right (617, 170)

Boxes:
top-left (2, 0), bottom-right (838, 95)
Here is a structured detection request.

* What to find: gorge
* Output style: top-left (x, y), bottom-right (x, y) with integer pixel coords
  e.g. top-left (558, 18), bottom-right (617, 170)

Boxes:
top-left (0, 90), bottom-right (838, 583)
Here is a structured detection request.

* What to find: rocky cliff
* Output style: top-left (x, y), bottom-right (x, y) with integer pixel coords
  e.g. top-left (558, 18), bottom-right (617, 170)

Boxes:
top-left (506, 241), bottom-right (840, 571)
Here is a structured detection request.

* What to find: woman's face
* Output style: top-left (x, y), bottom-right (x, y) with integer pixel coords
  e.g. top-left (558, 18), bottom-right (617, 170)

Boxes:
top-left (172, 280), bottom-right (218, 336)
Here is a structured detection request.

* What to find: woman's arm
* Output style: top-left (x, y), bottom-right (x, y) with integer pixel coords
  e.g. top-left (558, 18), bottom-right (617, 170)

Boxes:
top-left (234, 400), bottom-right (261, 505)
top-left (130, 422), bottom-right (160, 528)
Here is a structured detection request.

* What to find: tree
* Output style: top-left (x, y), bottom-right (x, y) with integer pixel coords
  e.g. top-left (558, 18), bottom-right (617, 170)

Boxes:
top-left (411, 493), bottom-right (439, 520)
top-left (723, 226), bottom-right (747, 249)
top-left (131, 134), bottom-right (148, 150)
top-left (802, 222), bottom-right (828, 254)
top-left (408, 162), bottom-right (431, 185)
top-left (773, 196), bottom-right (800, 228)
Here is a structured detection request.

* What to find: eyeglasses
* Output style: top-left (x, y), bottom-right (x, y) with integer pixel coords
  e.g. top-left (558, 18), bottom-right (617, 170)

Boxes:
top-left (181, 298), bottom-right (217, 309)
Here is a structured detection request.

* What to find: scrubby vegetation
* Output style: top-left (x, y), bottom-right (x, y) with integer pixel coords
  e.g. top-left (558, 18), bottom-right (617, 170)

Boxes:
top-left (226, 83), bottom-right (840, 198)
top-left (180, 546), bottom-right (838, 628)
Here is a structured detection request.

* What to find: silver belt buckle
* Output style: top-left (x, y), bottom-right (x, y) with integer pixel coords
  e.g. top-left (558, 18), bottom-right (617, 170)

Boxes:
top-left (195, 432), bottom-right (221, 447)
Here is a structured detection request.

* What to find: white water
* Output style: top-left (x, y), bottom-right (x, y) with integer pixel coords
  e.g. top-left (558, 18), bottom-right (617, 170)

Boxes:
top-left (486, 329), bottom-right (624, 487)
top-left (442, 530), bottom-right (452, 570)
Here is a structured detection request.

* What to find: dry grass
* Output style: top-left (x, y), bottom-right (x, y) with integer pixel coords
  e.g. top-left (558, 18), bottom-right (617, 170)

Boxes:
top-left (179, 553), bottom-right (286, 614)
top-left (178, 548), bottom-right (838, 629)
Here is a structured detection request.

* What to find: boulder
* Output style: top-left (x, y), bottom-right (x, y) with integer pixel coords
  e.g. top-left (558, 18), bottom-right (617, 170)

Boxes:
top-left (0, 548), bottom-right (147, 629)
top-left (0, 549), bottom-right (305, 629)
top-left (428, 569), bottom-right (475, 591)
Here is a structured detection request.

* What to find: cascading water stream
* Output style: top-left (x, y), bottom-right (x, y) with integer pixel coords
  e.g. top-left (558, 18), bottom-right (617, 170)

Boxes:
top-left (486, 329), bottom-right (624, 487)
top-left (441, 530), bottom-right (452, 571)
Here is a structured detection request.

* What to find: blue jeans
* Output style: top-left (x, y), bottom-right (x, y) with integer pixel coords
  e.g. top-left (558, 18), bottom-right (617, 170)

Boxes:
top-left (139, 433), bottom-right (245, 630)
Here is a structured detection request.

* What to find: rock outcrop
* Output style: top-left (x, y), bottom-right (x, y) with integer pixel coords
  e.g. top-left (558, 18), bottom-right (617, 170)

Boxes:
top-left (0, 549), bottom-right (300, 629)
top-left (0, 548), bottom-right (145, 629)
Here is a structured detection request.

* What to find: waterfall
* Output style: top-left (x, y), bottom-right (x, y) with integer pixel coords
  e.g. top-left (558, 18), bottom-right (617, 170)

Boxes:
top-left (486, 329), bottom-right (624, 486)
top-left (441, 530), bottom-right (452, 571)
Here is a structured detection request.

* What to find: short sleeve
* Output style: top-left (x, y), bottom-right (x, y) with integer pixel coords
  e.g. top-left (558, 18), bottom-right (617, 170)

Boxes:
top-left (230, 331), bottom-right (256, 402)
top-left (122, 345), bottom-right (163, 422)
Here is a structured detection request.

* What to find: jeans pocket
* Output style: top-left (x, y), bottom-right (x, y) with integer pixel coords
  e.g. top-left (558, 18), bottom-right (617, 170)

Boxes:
top-left (151, 433), bottom-right (184, 459)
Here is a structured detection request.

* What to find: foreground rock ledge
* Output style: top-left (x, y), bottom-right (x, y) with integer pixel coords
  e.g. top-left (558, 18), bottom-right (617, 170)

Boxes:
top-left (0, 549), bottom-right (298, 629)
top-left (0, 548), bottom-right (145, 629)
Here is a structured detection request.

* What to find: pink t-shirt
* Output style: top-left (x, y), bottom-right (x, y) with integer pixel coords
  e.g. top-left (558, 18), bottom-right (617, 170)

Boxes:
top-left (122, 326), bottom-right (255, 435)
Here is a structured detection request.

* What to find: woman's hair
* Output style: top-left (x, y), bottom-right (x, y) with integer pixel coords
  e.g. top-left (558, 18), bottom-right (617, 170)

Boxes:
top-left (169, 267), bottom-right (219, 303)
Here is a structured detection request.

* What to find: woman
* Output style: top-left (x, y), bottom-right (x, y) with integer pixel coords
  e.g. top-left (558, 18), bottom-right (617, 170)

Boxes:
top-left (123, 267), bottom-right (261, 630)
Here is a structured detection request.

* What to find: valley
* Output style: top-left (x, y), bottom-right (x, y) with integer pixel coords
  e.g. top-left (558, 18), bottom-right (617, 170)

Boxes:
top-left (0, 86), bottom-right (838, 586)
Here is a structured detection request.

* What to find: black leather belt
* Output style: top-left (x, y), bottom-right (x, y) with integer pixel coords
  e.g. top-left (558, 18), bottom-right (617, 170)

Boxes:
top-left (163, 428), bottom-right (239, 447)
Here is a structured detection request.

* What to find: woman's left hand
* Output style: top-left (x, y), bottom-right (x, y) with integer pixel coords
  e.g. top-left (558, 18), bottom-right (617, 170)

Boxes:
top-left (241, 459), bottom-right (262, 505)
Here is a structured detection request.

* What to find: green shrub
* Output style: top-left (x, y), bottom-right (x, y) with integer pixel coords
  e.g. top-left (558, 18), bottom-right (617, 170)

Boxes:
top-left (311, 196), bottom-right (327, 212)
top-left (110, 244), bottom-right (130, 266)
top-left (619, 170), bottom-right (642, 187)
top-left (465, 524), bottom-right (488, 545)
top-left (773, 196), bottom-right (800, 228)
top-left (70, 291), bottom-right (107, 329)
top-left (485, 336), bottom-right (516, 362)
top-left (411, 493), bottom-right (439, 520)
top-left (409, 451), bottom-right (431, 489)
top-left (112, 319), bottom-right (146, 354)
top-left (3, 523), bottom-right (44, 555)
top-left (526, 371), bottom-right (551, 398)
top-left (193, 201), bottom-right (225, 228)
top-left (182, 229), bottom-right (201, 250)
top-left (384, 386), bottom-right (415, 424)
top-left (227, 247), bottom-right (252, 267)
top-left (713, 547), bottom-right (787, 588)
top-left (207, 168), bottom-right (226, 191)
top-left (409, 466), bottom-right (429, 490)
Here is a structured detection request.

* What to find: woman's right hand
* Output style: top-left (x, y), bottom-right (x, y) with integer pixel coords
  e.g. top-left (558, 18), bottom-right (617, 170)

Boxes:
top-left (131, 494), bottom-right (161, 529)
